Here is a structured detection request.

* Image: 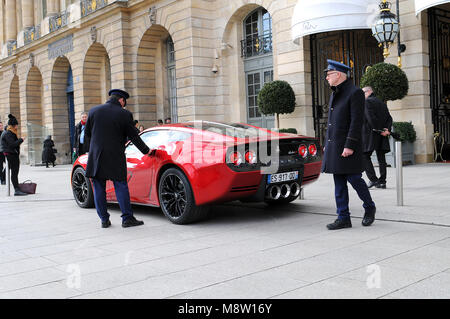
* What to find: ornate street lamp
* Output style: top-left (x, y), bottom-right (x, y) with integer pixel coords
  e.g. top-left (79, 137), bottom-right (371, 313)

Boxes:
top-left (372, 0), bottom-right (406, 67)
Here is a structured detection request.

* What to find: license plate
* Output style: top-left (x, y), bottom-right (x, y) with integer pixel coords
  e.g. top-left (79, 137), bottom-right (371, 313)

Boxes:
top-left (268, 171), bottom-right (299, 184)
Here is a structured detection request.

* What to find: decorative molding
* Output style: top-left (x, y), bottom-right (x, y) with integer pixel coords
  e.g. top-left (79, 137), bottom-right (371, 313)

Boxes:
top-left (29, 53), bottom-right (35, 68)
top-left (149, 6), bottom-right (157, 25)
top-left (90, 26), bottom-right (97, 43)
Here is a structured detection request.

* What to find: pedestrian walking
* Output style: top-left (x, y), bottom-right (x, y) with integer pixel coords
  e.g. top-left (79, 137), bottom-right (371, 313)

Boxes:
top-left (0, 114), bottom-right (27, 196)
top-left (321, 60), bottom-right (376, 230)
top-left (42, 135), bottom-right (57, 168)
top-left (362, 86), bottom-right (393, 189)
top-left (73, 112), bottom-right (90, 158)
top-left (0, 121), bottom-right (5, 185)
top-left (165, 117), bottom-right (171, 124)
top-left (85, 89), bottom-right (152, 228)
top-left (157, 119), bottom-right (164, 126)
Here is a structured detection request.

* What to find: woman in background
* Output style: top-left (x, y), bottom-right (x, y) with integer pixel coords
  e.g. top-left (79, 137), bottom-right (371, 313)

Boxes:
top-left (42, 135), bottom-right (56, 168)
top-left (0, 114), bottom-right (27, 196)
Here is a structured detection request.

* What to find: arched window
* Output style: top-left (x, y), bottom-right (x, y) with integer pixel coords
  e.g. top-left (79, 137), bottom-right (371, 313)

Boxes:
top-left (242, 8), bottom-right (272, 58)
top-left (242, 8), bottom-right (274, 129)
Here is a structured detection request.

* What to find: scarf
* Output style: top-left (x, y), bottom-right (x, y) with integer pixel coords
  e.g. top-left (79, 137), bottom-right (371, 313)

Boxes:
top-left (7, 126), bottom-right (18, 137)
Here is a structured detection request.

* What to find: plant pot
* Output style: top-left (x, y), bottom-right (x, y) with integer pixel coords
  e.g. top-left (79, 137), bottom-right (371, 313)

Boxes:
top-left (371, 138), bottom-right (415, 168)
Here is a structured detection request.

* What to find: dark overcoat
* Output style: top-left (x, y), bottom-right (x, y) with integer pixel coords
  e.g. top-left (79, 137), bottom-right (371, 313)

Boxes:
top-left (0, 129), bottom-right (23, 155)
top-left (42, 138), bottom-right (56, 163)
top-left (362, 93), bottom-right (393, 153)
top-left (85, 98), bottom-right (150, 181)
top-left (74, 121), bottom-right (90, 156)
top-left (321, 79), bottom-right (365, 175)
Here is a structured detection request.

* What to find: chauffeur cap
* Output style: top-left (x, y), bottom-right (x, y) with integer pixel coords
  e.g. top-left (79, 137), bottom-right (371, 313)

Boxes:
top-left (324, 59), bottom-right (352, 75)
top-left (108, 89), bottom-right (130, 100)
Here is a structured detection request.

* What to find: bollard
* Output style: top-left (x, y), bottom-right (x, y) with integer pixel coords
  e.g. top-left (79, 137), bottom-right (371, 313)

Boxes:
top-left (395, 141), bottom-right (403, 206)
top-left (299, 187), bottom-right (304, 200)
top-left (5, 157), bottom-right (10, 196)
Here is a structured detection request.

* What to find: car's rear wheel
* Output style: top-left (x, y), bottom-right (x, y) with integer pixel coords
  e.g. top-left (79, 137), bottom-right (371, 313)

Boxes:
top-left (72, 166), bottom-right (94, 208)
top-left (158, 168), bottom-right (209, 224)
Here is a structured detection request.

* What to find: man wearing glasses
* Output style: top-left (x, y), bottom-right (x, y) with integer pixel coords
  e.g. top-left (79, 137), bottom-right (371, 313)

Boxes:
top-left (321, 60), bottom-right (377, 230)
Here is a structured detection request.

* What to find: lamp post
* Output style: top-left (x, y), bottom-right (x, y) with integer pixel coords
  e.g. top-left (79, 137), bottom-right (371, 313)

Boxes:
top-left (372, 0), bottom-right (406, 67)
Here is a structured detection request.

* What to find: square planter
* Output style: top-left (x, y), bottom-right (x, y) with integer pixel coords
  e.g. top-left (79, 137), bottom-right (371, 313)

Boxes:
top-left (371, 138), bottom-right (415, 168)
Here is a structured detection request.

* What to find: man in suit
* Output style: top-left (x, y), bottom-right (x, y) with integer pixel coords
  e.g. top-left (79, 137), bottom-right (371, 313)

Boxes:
top-left (362, 86), bottom-right (393, 189)
top-left (85, 89), bottom-right (153, 228)
top-left (321, 60), bottom-right (377, 230)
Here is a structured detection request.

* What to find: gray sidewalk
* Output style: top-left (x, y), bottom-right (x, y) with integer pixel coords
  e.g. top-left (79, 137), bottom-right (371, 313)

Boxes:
top-left (0, 163), bottom-right (449, 299)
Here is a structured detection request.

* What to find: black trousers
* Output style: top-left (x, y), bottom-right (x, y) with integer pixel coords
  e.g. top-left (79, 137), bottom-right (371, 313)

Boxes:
top-left (5, 154), bottom-right (20, 190)
top-left (363, 150), bottom-right (387, 184)
top-left (0, 152), bottom-right (5, 183)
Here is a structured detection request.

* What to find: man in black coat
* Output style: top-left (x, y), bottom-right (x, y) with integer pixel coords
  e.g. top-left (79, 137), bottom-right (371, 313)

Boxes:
top-left (0, 121), bottom-right (5, 185)
top-left (85, 89), bottom-right (152, 228)
top-left (362, 86), bottom-right (393, 189)
top-left (321, 60), bottom-right (376, 230)
top-left (73, 112), bottom-right (89, 158)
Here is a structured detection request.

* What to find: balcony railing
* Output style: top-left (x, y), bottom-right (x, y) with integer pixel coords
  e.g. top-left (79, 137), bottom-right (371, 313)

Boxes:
top-left (7, 41), bottom-right (17, 57)
top-left (49, 11), bottom-right (71, 33)
top-left (81, 0), bottom-right (108, 17)
top-left (241, 34), bottom-right (273, 58)
top-left (24, 26), bottom-right (41, 45)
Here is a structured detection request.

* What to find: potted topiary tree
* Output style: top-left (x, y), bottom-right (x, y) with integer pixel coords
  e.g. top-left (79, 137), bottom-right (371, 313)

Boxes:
top-left (391, 121), bottom-right (417, 165)
top-left (360, 62), bottom-right (411, 166)
top-left (257, 80), bottom-right (296, 129)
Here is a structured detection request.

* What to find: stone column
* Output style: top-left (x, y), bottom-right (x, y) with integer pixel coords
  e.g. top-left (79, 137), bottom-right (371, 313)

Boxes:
top-left (47, 0), bottom-right (61, 16)
top-left (5, 0), bottom-right (17, 42)
top-left (22, 0), bottom-right (34, 29)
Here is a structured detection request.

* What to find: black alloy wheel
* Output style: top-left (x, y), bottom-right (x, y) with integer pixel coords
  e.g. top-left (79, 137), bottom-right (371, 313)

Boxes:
top-left (158, 168), bottom-right (209, 224)
top-left (72, 166), bottom-right (94, 208)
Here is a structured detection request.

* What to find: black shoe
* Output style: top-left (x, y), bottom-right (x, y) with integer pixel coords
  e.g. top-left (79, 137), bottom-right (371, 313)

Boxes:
top-left (14, 190), bottom-right (28, 196)
top-left (362, 207), bottom-right (376, 226)
top-left (367, 180), bottom-right (379, 189)
top-left (122, 216), bottom-right (144, 228)
top-left (327, 218), bottom-right (352, 230)
top-left (101, 220), bottom-right (111, 228)
top-left (375, 183), bottom-right (386, 189)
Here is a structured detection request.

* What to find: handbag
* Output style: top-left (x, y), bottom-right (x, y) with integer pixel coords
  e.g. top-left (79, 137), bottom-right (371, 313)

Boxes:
top-left (18, 180), bottom-right (37, 194)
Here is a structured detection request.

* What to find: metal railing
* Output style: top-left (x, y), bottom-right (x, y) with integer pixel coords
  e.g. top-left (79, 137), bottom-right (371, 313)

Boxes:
top-left (241, 34), bottom-right (273, 58)
top-left (81, 0), bottom-right (108, 18)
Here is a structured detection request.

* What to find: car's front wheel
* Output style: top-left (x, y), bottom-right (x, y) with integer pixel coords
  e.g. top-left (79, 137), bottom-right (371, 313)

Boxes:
top-left (72, 166), bottom-right (94, 208)
top-left (158, 168), bottom-right (209, 224)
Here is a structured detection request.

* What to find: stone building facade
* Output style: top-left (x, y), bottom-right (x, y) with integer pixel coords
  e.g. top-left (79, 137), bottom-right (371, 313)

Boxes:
top-left (0, 0), bottom-right (449, 165)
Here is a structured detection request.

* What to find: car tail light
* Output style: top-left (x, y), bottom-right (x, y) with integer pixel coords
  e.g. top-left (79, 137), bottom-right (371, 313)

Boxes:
top-left (228, 151), bottom-right (243, 166)
top-left (298, 144), bottom-right (308, 158)
top-left (308, 143), bottom-right (317, 156)
top-left (245, 150), bottom-right (257, 164)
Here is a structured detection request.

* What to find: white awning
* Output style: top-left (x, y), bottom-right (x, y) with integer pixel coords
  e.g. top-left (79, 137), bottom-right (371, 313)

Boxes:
top-left (292, 0), bottom-right (380, 44)
top-left (415, 0), bottom-right (450, 15)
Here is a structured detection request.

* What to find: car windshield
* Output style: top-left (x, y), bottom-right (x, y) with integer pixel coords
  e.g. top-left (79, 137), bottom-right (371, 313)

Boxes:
top-left (184, 121), bottom-right (264, 138)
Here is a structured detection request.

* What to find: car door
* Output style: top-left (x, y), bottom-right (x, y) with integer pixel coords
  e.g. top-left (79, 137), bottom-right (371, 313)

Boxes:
top-left (125, 131), bottom-right (166, 204)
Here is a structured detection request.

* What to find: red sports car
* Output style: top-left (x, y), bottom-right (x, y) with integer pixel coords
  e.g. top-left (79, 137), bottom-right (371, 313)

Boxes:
top-left (71, 121), bottom-right (322, 224)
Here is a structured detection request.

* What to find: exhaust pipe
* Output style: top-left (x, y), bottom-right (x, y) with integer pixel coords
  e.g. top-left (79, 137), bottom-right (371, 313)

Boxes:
top-left (266, 185), bottom-right (281, 200)
top-left (280, 184), bottom-right (291, 199)
top-left (290, 182), bottom-right (301, 197)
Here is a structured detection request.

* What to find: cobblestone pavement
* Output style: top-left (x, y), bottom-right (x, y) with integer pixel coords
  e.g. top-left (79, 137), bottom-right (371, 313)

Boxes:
top-left (0, 163), bottom-right (449, 299)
